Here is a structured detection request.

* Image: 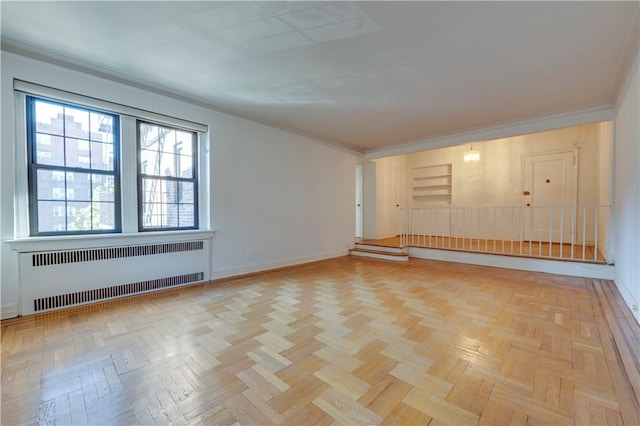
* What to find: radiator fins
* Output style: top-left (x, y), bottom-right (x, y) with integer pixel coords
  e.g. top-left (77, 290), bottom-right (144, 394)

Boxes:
top-left (33, 272), bottom-right (204, 312)
top-left (32, 241), bottom-right (204, 267)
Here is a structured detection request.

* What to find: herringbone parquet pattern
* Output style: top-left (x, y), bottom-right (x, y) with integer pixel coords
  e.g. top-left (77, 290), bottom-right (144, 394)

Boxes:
top-left (2, 256), bottom-right (639, 425)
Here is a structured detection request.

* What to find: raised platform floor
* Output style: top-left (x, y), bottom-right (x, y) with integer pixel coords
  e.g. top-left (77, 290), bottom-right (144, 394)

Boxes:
top-left (360, 235), bottom-right (607, 264)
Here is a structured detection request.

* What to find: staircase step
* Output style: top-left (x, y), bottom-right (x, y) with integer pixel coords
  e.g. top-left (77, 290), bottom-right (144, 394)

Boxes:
top-left (354, 244), bottom-right (407, 254)
top-left (349, 248), bottom-right (409, 262)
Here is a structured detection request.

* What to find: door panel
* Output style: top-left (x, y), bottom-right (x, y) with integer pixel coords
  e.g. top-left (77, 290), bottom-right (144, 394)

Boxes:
top-left (523, 150), bottom-right (577, 242)
top-left (355, 164), bottom-right (363, 239)
top-left (394, 168), bottom-right (406, 236)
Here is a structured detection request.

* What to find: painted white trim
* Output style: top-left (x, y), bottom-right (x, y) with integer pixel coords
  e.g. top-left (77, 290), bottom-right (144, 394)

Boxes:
top-left (354, 244), bottom-right (407, 254)
top-left (408, 247), bottom-right (614, 280)
top-left (211, 250), bottom-right (348, 281)
top-left (366, 105), bottom-right (615, 159)
top-left (6, 230), bottom-right (215, 252)
top-left (350, 251), bottom-right (408, 262)
top-left (614, 272), bottom-right (640, 325)
top-left (1, 303), bottom-right (19, 320)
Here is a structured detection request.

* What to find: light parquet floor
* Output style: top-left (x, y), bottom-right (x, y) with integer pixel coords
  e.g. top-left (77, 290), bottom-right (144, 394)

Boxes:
top-left (2, 256), bottom-right (639, 425)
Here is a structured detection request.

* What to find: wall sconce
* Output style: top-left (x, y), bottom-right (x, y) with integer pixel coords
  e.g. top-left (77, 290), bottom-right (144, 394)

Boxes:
top-left (463, 144), bottom-right (480, 163)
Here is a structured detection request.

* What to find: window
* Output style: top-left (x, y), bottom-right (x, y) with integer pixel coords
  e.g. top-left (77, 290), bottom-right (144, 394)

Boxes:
top-left (17, 81), bottom-right (207, 239)
top-left (138, 121), bottom-right (198, 230)
top-left (27, 96), bottom-right (120, 235)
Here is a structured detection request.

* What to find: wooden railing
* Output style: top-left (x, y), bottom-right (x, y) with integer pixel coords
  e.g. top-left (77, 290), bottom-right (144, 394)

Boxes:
top-left (399, 205), bottom-right (611, 263)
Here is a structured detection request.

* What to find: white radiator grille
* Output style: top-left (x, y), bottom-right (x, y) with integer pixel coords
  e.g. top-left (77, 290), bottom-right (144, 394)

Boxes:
top-left (32, 241), bottom-right (204, 266)
top-left (18, 237), bottom-right (211, 315)
top-left (32, 272), bottom-right (204, 312)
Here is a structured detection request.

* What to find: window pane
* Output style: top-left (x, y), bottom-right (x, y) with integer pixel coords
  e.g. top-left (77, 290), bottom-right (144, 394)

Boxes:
top-left (140, 149), bottom-right (160, 175)
top-left (67, 201), bottom-right (92, 231)
top-left (177, 155), bottom-right (193, 178)
top-left (141, 178), bottom-right (167, 227)
top-left (35, 134), bottom-right (64, 166)
top-left (93, 174), bottom-right (115, 202)
top-left (179, 204), bottom-right (195, 227)
top-left (160, 152), bottom-right (177, 177)
top-left (166, 203), bottom-right (178, 227)
top-left (141, 203), bottom-right (165, 228)
top-left (34, 100), bottom-right (64, 135)
top-left (139, 123), bottom-right (158, 149)
top-left (90, 112), bottom-right (114, 141)
top-left (91, 141), bottom-right (114, 171)
top-left (36, 169), bottom-right (54, 199)
top-left (64, 106), bottom-right (90, 138)
top-left (92, 202), bottom-right (116, 230)
top-left (159, 128), bottom-right (177, 154)
top-left (65, 138), bottom-right (91, 168)
top-left (178, 182), bottom-right (194, 203)
top-left (176, 131), bottom-right (193, 157)
top-left (38, 201), bottom-right (65, 232)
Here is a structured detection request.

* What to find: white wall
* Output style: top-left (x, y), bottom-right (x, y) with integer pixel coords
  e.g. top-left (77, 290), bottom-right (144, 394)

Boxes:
top-left (613, 55), bottom-right (640, 324)
top-left (405, 124), bottom-right (603, 208)
top-left (1, 51), bottom-right (359, 318)
top-left (598, 121), bottom-right (614, 261)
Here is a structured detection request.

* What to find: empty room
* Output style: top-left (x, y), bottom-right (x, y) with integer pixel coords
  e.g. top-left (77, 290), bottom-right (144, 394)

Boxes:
top-left (1, 1), bottom-right (639, 425)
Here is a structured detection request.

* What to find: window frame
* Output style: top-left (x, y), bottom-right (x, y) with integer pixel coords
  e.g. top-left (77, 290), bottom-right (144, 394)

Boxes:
top-left (136, 120), bottom-right (199, 232)
top-left (26, 95), bottom-right (122, 236)
top-left (13, 80), bottom-right (210, 240)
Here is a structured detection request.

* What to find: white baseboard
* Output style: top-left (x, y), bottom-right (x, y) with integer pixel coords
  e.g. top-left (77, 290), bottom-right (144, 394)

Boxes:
top-left (1, 303), bottom-right (19, 320)
top-left (613, 272), bottom-right (640, 325)
top-left (211, 250), bottom-right (348, 281)
top-left (408, 247), bottom-right (615, 280)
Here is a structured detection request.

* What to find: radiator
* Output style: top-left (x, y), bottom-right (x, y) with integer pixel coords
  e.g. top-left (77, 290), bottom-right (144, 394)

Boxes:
top-left (18, 239), bottom-right (210, 315)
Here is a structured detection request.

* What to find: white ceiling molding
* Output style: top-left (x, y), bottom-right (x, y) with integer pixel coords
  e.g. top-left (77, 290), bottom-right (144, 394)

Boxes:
top-left (365, 104), bottom-right (615, 160)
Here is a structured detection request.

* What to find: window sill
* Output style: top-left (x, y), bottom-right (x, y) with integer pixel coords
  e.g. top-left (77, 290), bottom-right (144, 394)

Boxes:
top-left (5, 230), bottom-right (216, 253)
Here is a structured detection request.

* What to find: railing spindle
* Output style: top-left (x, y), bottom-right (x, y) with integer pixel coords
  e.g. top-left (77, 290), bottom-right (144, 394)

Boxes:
top-left (538, 207), bottom-right (542, 256)
top-left (560, 206), bottom-right (564, 259)
top-left (548, 207), bottom-right (553, 258)
top-left (582, 207), bottom-right (587, 260)
top-left (594, 207), bottom-right (599, 261)
top-left (571, 206), bottom-right (576, 260)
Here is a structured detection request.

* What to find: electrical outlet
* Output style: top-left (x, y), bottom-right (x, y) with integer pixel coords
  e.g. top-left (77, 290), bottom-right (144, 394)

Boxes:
top-left (246, 249), bottom-right (254, 260)
top-left (633, 304), bottom-right (638, 312)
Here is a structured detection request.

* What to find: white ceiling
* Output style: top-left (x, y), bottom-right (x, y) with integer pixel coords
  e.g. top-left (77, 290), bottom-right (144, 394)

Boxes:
top-left (2, 1), bottom-right (639, 153)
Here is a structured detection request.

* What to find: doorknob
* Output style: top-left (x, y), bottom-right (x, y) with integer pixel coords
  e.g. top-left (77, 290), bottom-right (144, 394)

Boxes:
top-left (523, 190), bottom-right (531, 195)
top-left (526, 203), bottom-right (531, 207)
top-left (396, 204), bottom-right (400, 207)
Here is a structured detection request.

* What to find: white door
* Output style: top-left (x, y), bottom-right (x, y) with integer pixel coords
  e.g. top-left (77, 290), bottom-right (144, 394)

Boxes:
top-left (394, 168), bottom-right (407, 236)
top-left (522, 149), bottom-right (577, 242)
top-left (355, 164), bottom-right (363, 239)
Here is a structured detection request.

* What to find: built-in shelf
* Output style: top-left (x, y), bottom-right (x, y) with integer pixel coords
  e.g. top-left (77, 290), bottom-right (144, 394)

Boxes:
top-left (413, 184), bottom-right (451, 190)
top-left (411, 163), bottom-right (452, 206)
top-left (413, 174), bottom-right (452, 180)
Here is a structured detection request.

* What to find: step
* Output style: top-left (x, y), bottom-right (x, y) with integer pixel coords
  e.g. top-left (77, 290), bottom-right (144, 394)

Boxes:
top-left (349, 248), bottom-right (409, 262)
top-left (354, 244), bottom-right (408, 254)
